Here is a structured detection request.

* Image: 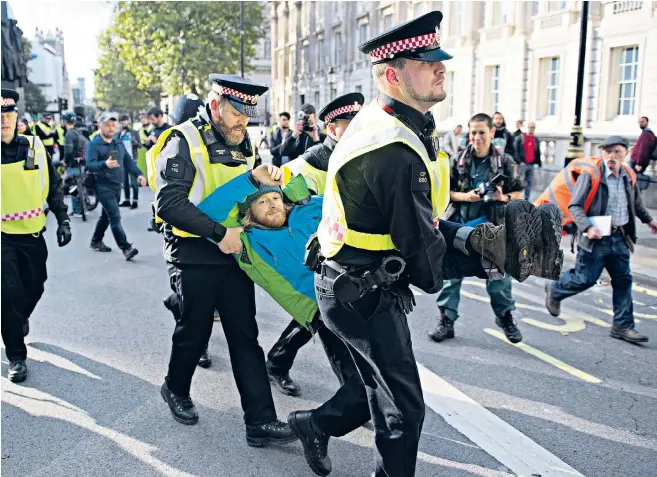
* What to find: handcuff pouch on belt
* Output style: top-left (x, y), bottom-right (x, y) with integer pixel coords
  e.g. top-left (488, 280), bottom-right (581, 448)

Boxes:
top-left (303, 233), bottom-right (323, 273)
top-left (328, 256), bottom-right (406, 303)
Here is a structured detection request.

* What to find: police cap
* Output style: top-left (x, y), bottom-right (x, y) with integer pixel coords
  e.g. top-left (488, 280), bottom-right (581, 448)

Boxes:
top-left (359, 11), bottom-right (452, 65)
top-left (171, 93), bottom-right (205, 124)
top-left (2, 89), bottom-right (20, 113)
top-left (208, 74), bottom-right (268, 118)
top-left (319, 92), bottom-right (365, 124)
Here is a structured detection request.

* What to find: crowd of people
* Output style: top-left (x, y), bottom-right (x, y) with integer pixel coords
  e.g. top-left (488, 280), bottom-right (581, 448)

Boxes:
top-left (3, 8), bottom-right (657, 477)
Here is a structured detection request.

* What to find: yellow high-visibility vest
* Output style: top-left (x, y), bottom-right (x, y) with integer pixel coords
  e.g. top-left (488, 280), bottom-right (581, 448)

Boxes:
top-left (150, 120), bottom-right (256, 237)
top-left (319, 100), bottom-right (450, 258)
top-left (89, 130), bottom-right (100, 140)
top-left (56, 125), bottom-right (65, 146)
top-left (282, 158), bottom-right (327, 195)
top-left (1, 136), bottom-right (49, 234)
top-left (32, 122), bottom-right (54, 147)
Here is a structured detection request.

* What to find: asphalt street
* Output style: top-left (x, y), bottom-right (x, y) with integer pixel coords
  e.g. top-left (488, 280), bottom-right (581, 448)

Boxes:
top-left (2, 155), bottom-right (657, 476)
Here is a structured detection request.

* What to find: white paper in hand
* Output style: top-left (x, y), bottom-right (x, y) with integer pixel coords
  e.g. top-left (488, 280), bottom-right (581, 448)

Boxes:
top-left (589, 216), bottom-right (612, 236)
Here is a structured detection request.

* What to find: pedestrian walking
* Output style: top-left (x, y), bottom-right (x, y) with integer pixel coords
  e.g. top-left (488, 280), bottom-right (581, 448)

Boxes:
top-left (545, 136), bottom-right (657, 344)
top-left (85, 112), bottom-right (146, 260)
top-left (515, 121), bottom-right (542, 200)
top-left (1, 89), bottom-right (72, 383)
top-left (630, 116), bottom-right (656, 173)
top-left (117, 114), bottom-right (143, 209)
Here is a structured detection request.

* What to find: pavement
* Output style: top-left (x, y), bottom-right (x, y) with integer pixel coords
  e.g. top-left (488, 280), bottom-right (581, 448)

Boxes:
top-left (2, 149), bottom-right (657, 477)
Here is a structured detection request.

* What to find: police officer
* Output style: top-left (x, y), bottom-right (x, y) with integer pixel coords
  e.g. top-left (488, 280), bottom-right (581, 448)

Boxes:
top-left (429, 112), bottom-right (526, 344)
top-left (32, 113), bottom-right (57, 157)
top-left (1, 89), bottom-right (72, 383)
top-left (152, 75), bottom-right (297, 446)
top-left (266, 92), bottom-right (365, 397)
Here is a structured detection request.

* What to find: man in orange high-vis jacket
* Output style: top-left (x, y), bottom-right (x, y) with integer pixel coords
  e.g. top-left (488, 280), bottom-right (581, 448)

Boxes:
top-left (545, 136), bottom-right (657, 344)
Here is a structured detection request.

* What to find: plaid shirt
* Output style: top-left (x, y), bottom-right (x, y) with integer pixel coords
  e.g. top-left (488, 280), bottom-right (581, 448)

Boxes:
top-left (604, 163), bottom-right (630, 227)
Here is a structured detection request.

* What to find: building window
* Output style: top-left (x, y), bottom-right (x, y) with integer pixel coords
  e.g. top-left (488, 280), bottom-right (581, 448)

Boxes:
top-left (617, 46), bottom-right (639, 116)
top-left (330, 86), bottom-right (337, 101)
top-left (264, 40), bottom-right (271, 59)
top-left (492, 1), bottom-right (509, 26)
top-left (449, 2), bottom-right (462, 36)
top-left (383, 12), bottom-right (393, 32)
top-left (546, 57), bottom-right (559, 116)
top-left (334, 31), bottom-right (342, 65)
top-left (532, 1), bottom-right (540, 15)
top-left (358, 21), bottom-right (368, 46)
top-left (289, 48), bottom-right (296, 78)
top-left (355, 85), bottom-right (362, 94)
top-left (314, 91), bottom-right (320, 107)
top-left (486, 65), bottom-right (500, 114)
top-left (413, 2), bottom-right (426, 18)
top-left (317, 38), bottom-right (324, 70)
top-left (547, 1), bottom-right (567, 12)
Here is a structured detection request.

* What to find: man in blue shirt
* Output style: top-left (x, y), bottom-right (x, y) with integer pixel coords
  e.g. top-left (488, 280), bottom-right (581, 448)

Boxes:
top-left (85, 112), bottom-right (146, 260)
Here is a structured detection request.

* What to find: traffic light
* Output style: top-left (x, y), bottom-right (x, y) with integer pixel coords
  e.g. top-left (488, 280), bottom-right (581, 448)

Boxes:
top-left (62, 98), bottom-right (68, 110)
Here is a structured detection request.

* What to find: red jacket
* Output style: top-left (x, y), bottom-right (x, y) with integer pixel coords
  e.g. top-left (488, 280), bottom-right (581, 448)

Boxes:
top-left (631, 128), bottom-right (656, 169)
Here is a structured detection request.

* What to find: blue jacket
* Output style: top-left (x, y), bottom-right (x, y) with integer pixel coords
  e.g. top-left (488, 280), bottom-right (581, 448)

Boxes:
top-left (85, 134), bottom-right (143, 187)
top-left (197, 174), bottom-right (322, 325)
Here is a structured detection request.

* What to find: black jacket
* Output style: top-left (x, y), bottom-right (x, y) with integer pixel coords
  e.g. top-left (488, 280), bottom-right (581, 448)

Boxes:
top-left (333, 94), bottom-right (446, 295)
top-left (63, 127), bottom-right (88, 167)
top-left (269, 127), bottom-right (291, 167)
top-left (280, 130), bottom-right (326, 161)
top-left (144, 123), bottom-right (172, 149)
top-left (85, 135), bottom-right (143, 187)
top-left (154, 108), bottom-right (260, 265)
top-left (302, 135), bottom-right (337, 173)
top-left (1, 134), bottom-right (69, 230)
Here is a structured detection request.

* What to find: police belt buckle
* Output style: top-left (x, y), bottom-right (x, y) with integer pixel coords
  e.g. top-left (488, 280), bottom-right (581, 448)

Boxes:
top-left (332, 256), bottom-right (406, 303)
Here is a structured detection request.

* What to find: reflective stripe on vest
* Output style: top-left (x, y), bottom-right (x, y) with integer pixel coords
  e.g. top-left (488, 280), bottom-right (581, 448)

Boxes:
top-left (319, 100), bottom-right (443, 258)
top-left (90, 130), bottom-right (100, 140)
top-left (1, 136), bottom-right (50, 234)
top-left (35, 122), bottom-right (54, 146)
top-left (151, 120), bottom-right (256, 237)
top-left (282, 158), bottom-right (327, 194)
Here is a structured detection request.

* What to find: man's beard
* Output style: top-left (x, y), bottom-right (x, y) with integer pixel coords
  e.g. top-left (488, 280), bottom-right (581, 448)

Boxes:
top-left (101, 131), bottom-right (113, 140)
top-left (216, 114), bottom-right (247, 146)
top-left (261, 210), bottom-right (286, 228)
top-left (402, 73), bottom-right (447, 104)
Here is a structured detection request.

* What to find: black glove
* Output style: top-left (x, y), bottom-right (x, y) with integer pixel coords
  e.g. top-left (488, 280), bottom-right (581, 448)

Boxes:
top-left (391, 284), bottom-right (416, 315)
top-left (57, 221), bottom-right (72, 247)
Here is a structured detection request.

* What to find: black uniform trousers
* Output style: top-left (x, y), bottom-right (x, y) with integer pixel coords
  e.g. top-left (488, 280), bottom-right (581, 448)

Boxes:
top-left (1, 234), bottom-right (48, 362)
top-left (165, 260), bottom-right (277, 425)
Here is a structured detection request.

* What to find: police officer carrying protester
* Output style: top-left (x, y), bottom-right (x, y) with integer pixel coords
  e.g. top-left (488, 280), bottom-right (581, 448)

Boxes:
top-left (266, 92), bottom-right (365, 397)
top-left (545, 136), bottom-right (657, 343)
top-left (152, 74), bottom-right (297, 447)
top-left (429, 112), bottom-right (530, 344)
top-left (285, 12), bottom-right (560, 477)
top-left (1, 89), bottom-right (72, 383)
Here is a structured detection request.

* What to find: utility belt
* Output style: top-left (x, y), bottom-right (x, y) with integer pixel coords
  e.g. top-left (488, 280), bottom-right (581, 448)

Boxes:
top-left (304, 232), bottom-right (406, 302)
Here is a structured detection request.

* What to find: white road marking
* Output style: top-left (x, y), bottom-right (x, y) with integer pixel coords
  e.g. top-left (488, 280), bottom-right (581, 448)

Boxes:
top-left (418, 363), bottom-right (585, 477)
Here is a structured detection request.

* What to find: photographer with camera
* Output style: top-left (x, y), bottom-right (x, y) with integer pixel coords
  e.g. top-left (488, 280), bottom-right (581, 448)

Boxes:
top-left (279, 103), bottom-right (326, 161)
top-left (429, 113), bottom-right (526, 344)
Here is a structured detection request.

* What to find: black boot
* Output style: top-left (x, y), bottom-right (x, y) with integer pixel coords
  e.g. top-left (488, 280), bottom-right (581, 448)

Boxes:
top-left (495, 312), bottom-right (523, 343)
top-left (531, 204), bottom-right (564, 280)
top-left (198, 344), bottom-right (212, 368)
top-left (119, 200), bottom-right (131, 207)
top-left (130, 201), bottom-right (138, 209)
top-left (8, 360), bottom-right (27, 383)
top-left (245, 419), bottom-right (298, 448)
top-left (160, 382), bottom-right (198, 425)
top-left (288, 411), bottom-right (332, 476)
top-left (267, 363), bottom-right (301, 397)
top-left (90, 241), bottom-right (112, 252)
top-left (469, 200), bottom-right (541, 283)
top-left (428, 312), bottom-right (455, 342)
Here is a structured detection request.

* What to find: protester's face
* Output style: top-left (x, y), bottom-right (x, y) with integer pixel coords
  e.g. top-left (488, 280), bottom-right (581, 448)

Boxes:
top-left (148, 114), bottom-right (158, 126)
top-left (212, 98), bottom-right (249, 146)
top-left (395, 60), bottom-right (447, 109)
top-left (639, 118), bottom-right (648, 130)
top-left (279, 115), bottom-right (290, 129)
top-left (17, 120), bottom-right (27, 134)
top-left (516, 120), bottom-right (523, 129)
top-left (1, 111), bottom-right (17, 142)
top-left (601, 145), bottom-right (627, 174)
top-left (469, 121), bottom-right (494, 154)
top-left (250, 192), bottom-right (287, 228)
top-left (100, 120), bottom-right (116, 139)
top-left (140, 116), bottom-right (149, 125)
top-left (493, 113), bottom-right (504, 127)
top-left (528, 123), bottom-right (536, 135)
top-left (120, 119), bottom-right (130, 129)
top-left (454, 126), bottom-right (463, 136)
top-left (328, 118), bottom-right (351, 141)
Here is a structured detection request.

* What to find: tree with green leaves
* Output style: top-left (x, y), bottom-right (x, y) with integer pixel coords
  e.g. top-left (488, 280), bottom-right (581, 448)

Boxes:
top-left (94, 32), bottom-right (156, 115)
top-left (108, 1), bottom-right (264, 98)
top-left (23, 82), bottom-right (48, 113)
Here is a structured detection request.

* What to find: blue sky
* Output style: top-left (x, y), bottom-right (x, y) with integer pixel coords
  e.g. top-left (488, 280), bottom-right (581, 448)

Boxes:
top-left (9, 0), bottom-right (115, 100)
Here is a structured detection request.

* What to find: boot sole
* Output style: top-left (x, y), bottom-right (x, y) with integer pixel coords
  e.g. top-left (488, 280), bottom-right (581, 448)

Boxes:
top-left (124, 249), bottom-right (139, 261)
top-left (428, 330), bottom-right (455, 342)
top-left (160, 387), bottom-right (199, 425)
top-left (505, 201), bottom-right (542, 283)
top-left (536, 204), bottom-right (564, 280)
top-left (288, 413), bottom-right (331, 476)
top-left (268, 373), bottom-right (302, 397)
